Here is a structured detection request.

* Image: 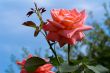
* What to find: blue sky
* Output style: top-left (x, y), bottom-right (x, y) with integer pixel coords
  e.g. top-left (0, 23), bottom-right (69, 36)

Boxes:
top-left (0, 0), bottom-right (110, 73)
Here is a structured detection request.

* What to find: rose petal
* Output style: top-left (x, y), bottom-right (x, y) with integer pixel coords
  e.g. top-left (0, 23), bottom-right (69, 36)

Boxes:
top-left (71, 9), bottom-right (80, 17)
top-left (36, 64), bottom-right (53, 72)
top-left (69, 38), bottom-right (77, 45)
top-left (20, 69), bottom-right (27, 73)
top-left (61, 20), bottom-right (74, 27)
top-left (77, 32), bottom-right (85, 41)
top-left (46, 32), bottom-right (59, 42)
top-left (67, 32), bottom-right (85, 45)
top-left (48, 20), bottom-right (65, 29)
top-left (47, 71), bottom-right (55, 73)
top-left (59, 9), bottom-right (70, 16)
top-left (51, 9), bottom-right (63, 22)
top-left (43, 23), bottom-right (58, 31)
top-left (80, 10), bottom-right (87, 22)
top-left (58, 37), bottom-right (67, 47)
top-left (58, 36), bottom-right (77, 47)
top-left (58, 25), bottom-right (93, 38)
top-left (72, 32), bottom-right (85, 41)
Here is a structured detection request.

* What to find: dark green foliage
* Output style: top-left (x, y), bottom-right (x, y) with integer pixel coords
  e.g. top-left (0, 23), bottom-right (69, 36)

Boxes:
top-left (24, 57), bottom-right (47, 72)
top-left (49, 56), bottom-right (64, 66)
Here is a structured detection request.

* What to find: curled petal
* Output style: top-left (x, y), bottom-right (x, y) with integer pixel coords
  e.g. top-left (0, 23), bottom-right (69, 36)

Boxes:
top-left (72, 32), bottom-right (85, 41)
top-left (80, 10), bottom-right (87, 22)
top-left (16, 59), bottom-right (26, 66)
top-left (51, 9), bottom-right (63, 22)
top-left (71, 9), bottom-right (80, 17)
top-left (58, 25), bottom-right (93, 38)
top-left (48, 20), bottom-right (65, 29)
top-left (16, 61), bottom-right (22, 65)
top-left (77, 32), bottom-right (85, 41)
top-left (61, 20), bottom-right (74, 27)
top-left (59, 9), bottom-right (70, 16)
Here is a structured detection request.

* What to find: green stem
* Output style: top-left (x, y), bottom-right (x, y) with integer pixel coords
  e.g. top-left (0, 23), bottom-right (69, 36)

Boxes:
top-left (68, 44), bottom-right (71, 73)
top-left (47, 41), bottom-right (60, 65)
top-left (68, 44), bottom-right (71, 65)
top-left (34, 3), bottom-right (60, 65)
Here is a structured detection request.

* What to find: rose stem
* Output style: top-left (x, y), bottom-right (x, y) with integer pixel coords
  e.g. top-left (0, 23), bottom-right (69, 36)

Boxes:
top-left (34, 2), bottom-right (60, 65)
top-left (68, 44), bottom-right (71, 64)
top-left (68, 44), bottom-right (71, 73)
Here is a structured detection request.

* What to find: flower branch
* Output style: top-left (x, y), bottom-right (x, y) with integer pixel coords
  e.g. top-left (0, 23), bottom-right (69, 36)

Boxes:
top-left (33, 2), bottom-right (60, 66)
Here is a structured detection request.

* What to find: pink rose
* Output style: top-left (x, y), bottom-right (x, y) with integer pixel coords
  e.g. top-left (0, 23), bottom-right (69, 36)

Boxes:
top-left (16, 55), bottom-right (54, 73)
top-left (43, 9), bottom-right (93, 47)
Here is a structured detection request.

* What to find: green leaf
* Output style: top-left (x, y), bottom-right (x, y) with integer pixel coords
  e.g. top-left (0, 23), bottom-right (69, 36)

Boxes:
top-left (95, 65), bottom-right (109, 72)
top-left (87, 65), bottom-right (109, 73)
top-left (49, 56), bottom-right (64, 66)
top-left (67, 60), bottom-right (80, 66)
top-left (22, 21), bottom-right (36, 28)
top-left (105, 18), bottom-right (110, 25)
top-left (24, 57), bottom-right (47, 72)
top-left (59, 63), bottom-right (79, 72)
top-left (22, 21), bottom-right (40, 37)
top-left (34, 27), bottom-right (40, 37)
top-left (87, 65), bottom-right (100, 73)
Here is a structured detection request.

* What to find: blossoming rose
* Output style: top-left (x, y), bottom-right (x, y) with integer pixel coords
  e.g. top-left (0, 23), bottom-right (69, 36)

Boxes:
top-left (16, 55), bottom-right (54, 73)
top-left (43, 9), bottom-right (93, 47)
